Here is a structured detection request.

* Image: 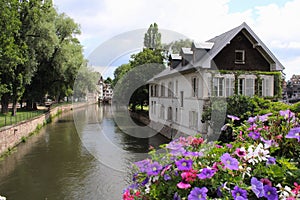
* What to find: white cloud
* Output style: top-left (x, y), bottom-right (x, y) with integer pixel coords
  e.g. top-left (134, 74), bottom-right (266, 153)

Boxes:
top-left (53, 0), bottom-right (300, 80)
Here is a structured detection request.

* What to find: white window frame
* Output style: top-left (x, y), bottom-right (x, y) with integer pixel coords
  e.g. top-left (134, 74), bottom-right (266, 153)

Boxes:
top-left (189, 111), bottom-right (198, 129)
top-left (225, 77), bottom-right (235, 97)
top-left (192, 77), bottom-right (198, 97)
top-left (235, 50), bottom-right (245, 64)
top-left (213, 77), bottom-right (224, 97)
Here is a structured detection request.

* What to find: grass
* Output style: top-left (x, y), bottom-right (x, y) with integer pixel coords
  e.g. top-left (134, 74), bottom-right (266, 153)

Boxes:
top-left (0, 109), bottom-right (45, 128)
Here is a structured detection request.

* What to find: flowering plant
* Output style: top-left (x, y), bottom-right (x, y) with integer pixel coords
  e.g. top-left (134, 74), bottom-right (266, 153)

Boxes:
top-left (123, 110), bottom-right (300, 200)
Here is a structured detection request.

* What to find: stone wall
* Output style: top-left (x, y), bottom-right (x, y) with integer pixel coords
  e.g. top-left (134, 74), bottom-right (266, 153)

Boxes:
top-left (0, 102), bottom-right (90, 156)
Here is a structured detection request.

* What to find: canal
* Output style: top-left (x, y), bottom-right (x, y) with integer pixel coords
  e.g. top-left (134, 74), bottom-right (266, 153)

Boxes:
top-left (0, 104), bottom-right (169, 199)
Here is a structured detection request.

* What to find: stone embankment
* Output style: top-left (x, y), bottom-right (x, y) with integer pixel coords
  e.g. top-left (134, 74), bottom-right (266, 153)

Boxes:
top-left (0, 102), bottom-right (91, 156)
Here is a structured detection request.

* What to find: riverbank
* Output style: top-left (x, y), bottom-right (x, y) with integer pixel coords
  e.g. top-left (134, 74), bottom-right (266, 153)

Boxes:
top-left (0, 102), bottom-right (95, 156)
top-left (130, 111), bottom-right (186, 140)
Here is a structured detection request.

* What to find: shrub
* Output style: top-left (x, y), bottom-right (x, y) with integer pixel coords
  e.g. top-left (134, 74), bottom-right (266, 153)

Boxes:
top-left (123, 110), bottom-right (300, 200)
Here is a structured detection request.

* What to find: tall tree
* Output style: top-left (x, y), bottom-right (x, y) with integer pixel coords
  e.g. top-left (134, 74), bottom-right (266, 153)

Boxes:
top-left (24, 12), bottom-right (84, 107)
top-left (144, 23), bottom-right (161, 49)
top-left (0, 0), bottom-right (22, 113)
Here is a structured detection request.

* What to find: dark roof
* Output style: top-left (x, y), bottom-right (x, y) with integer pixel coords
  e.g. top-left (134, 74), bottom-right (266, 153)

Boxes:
top-left (151, 22), bottom-right (284, 81)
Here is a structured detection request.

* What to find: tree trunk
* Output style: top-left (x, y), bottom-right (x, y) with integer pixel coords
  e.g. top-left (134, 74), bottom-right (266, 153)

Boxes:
top-left (26, 99), bottom-right (33, 110)
top-left (11, 99), bottom-right (17, 116)
top-left (1, 94), bottom-right (9, 114)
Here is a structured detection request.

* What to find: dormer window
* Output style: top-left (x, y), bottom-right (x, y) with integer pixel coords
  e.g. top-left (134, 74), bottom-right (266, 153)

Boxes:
top-left (235, 50), bottom-right (245, 64)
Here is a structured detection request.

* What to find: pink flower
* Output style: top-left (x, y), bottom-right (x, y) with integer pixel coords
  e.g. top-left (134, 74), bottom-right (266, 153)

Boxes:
top-left (235, 147), bottom-right (246, 157)
top-left (177, 181), bottom-right (191, 189)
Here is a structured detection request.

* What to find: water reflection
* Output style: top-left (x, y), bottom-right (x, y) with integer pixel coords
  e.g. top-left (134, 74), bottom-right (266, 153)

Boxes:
top-left (0, 104), bottom-right (168, 199)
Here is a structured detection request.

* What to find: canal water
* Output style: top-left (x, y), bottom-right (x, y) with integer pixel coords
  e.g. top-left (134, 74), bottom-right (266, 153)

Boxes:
top-left (0, 104), bottom-right (169, 199)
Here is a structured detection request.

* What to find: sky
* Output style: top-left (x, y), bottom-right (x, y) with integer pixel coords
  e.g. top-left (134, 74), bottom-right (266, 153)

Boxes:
top-left (53, 0), bottom-right (300, 80)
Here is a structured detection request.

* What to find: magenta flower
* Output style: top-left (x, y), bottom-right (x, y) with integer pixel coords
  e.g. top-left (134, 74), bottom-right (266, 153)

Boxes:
top-left (286, 127), bottom-right (300, 142)
top-left (231, 186), bottom-right (247, 200)
top-left (197, 168), bottom-right (216, 179)
top-left (227, 115), bottom-right (240, 121)
top-left (220, 153), bottom-right (239, 170)
top-left (251, 177), bottom-right (264, 198)
top-left (188, 187), bottom-right (208, 200)
top-left (175, 158), bottom-right (193, 171)
top-left (177, 181), bottom-right (191, 189)
top-left (263, 185), bottom-right (278, 200)
top-left (235, 148), bottom-right (246, 157)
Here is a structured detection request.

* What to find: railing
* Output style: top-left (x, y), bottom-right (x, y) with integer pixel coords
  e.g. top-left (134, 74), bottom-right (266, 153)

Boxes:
top-left (0, 110), bottom-right (44, 128)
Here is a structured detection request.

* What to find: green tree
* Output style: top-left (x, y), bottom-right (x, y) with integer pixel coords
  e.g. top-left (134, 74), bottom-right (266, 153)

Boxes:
top-left (163, 39), bottom-right (193, 54)
top-left (24, 12), bottom-right (84, 107)
top-left (73, 64), bottom-right (99, 99)
top-left (113, 49), bottom-right (165, 111)
top-left (0, 0), bottom-right (22, 113)
top-left (144, 23), bottom-right (161, 49)
top-left (104, 77), bottom-right (113, 85)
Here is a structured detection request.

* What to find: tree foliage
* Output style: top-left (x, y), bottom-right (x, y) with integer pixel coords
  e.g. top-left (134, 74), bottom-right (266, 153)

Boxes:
top-left (143, 23), bottom-right (161, 49)
top-left (0, 0), bottom-right (85, 115)
top-left (163, 39), bottom-right (193, 54)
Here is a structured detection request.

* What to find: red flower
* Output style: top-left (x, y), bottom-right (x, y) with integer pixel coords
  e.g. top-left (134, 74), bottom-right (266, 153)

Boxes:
top-left (191, 138), bottom-right (204, 147)
top-left (292, 182), bottom-right (300, 195)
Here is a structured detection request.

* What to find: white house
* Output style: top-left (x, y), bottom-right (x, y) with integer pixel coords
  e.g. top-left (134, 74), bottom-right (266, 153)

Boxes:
top-left (148, 22), bottom-right (284, 138)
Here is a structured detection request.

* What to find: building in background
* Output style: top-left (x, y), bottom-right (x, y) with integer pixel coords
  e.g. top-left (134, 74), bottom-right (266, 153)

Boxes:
top-left (149, 22), bottom-right (284, 138)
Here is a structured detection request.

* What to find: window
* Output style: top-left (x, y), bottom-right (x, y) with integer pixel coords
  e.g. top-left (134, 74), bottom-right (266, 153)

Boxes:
top-left (189, 111), bottom-right (198, 129)
top-left (175, 107), bottom-right (178, 122)
top-left (154, 85), bottom-right (158, 97)
top-left (192, 77), bottom-right (198, 97)
top-left (151, 101), bottom-right (156, 115)
top-left (245, 78), bottom-right (255, 96)
top-left (262, 78), bottom-right (271, 96)
top-left (238, 78), bottom-right (245, 95)
top-left (235, 50), bottom-right (245, 64)
top-left (180, 91), bottom-right (184, 107)
top-left (150, 85), bottom-right (154, 97)
top-left (213, 77), bottom-right (224, 96)
top-left (161, 83), bottom-right (165, 97)
top-left (225, 78), bottom-right (235, 97)
top-left (175, 80), bottom-right (178, 96)
top-left (239, 78), bottom-right (255, 96)
top-left (160, 105), bottom-right (165, 119)
top-left (168, 81), bottom-right (173, 97)
top-left (167, 107), bottom-right (172, 121)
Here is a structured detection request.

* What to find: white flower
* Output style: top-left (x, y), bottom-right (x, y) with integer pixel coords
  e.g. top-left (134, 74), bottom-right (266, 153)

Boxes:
top-left (0, 196), bottom-right (6, 200)
top-left (277, 184), bottom-right (295, 199)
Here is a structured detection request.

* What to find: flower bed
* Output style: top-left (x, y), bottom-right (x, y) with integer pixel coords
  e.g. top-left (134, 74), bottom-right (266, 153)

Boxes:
top-left (123, 110), bottom-right (300, 200)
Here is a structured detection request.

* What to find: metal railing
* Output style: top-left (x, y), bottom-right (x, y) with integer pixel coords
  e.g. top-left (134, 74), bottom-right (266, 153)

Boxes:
top-left (0, 111), bottom-right (44, 128)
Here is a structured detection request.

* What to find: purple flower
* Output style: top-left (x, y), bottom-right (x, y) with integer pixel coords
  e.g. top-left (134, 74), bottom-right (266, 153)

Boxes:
top-left (175, 158), bottom-right (193, 171)
top-left (220, 153), bottom-right (239, 170)
top-left (248, 131), bottom-right (260, 140)
top-left (164, 174), bottom-right (171, 181)
top-left (247, 116), bottom-right (257, 124)
top-left (236, 197), bottom-right (247, 200)
top-left (260, 137), bottom-right (277, 148)
top-left (263, 185), bottom-right (278, 200)
top-left (231, 186), bottom-right (247, 200)
top-left (286, 127), bottom-right (300, 142)
top-left (227, 115), bottom-right (240, 121)
top-left (188, 187), bottom-right (208, 200)
top-left (183, 151), bottom-right (200, 157)
top-left (134, 159), bottom-right (151, 172)
top-left (260, 178), bottom-right (272, 187)
top-left (146, 162), bottom-right (162, 176)
top-left (266, 157), bottom-right (276, 165)
top-left (251, 177), bottom-right (264, 198)
top-left (167, 141), bottom-right (186, 156)
top-left (173, 192), bottom-right (181, 200)
top-left (279, 109), bottom-right (295, 119)
top-left (226, 144), bottom-right (233, 148)
top-left (258, 113), bottom-right (272, 122)
top-left (197, 168), bottom-right (216, 179)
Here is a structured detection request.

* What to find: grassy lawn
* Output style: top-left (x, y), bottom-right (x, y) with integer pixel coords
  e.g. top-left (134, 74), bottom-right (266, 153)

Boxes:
top-left (0, 109), bottom-right (45, 128)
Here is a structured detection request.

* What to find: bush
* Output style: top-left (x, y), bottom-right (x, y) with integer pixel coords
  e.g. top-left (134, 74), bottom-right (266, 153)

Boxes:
top-left (123, 110), bottom-right (300, 200)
